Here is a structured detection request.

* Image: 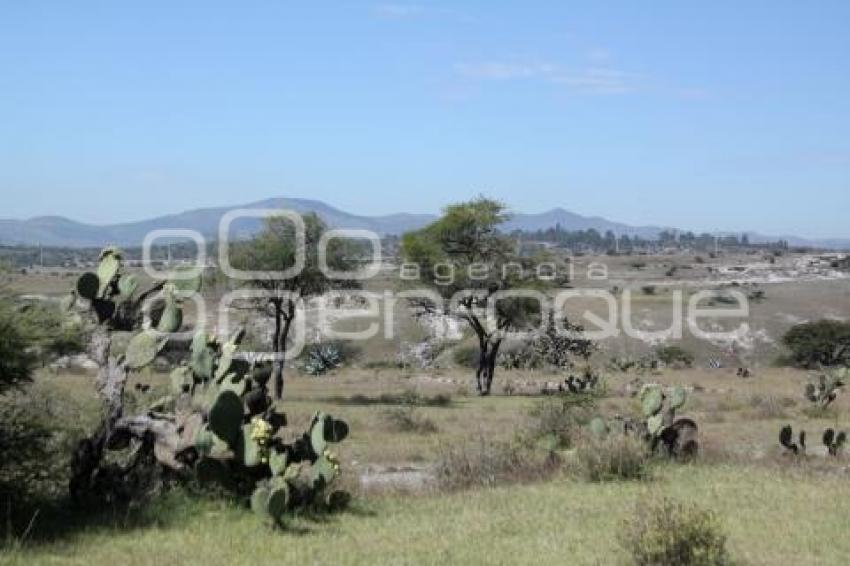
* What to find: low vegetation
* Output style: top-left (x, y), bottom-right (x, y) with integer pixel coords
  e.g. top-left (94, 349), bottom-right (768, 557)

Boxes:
top-left (619, 497), bottom-right (730, 566)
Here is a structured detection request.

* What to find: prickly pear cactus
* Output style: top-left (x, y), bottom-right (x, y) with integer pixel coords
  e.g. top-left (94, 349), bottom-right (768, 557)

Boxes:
top-left (804, 368), bottom-right (846, 409)
top-left (822, 427), bottom-right (847, 456)
top-left (779, 424), bottom-right (806, 455)
top-left (159, 327), bottom-right (352, 525)
top-left (67, 246), bottom-right (201, 331)
top-left (66, 248), bottom-right (351, 524)
top-left (636, 384), bottom-right (698, 457)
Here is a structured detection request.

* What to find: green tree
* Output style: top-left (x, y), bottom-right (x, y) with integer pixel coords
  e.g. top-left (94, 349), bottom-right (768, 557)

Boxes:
top-left (782, 319), bottom-right (850, 368)
top-left (0, 298), bottom-right (36, 393)
top-left (401, 197), bottom-right (558, 395)
top-left (231, 213), bottom-right (359, 399)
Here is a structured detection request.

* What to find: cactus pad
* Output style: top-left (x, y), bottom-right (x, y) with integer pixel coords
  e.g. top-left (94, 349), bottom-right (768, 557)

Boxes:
top-left (647, 413), bottom-right (664, 436)
top-left (640, 385), bottom-right (664, 417)
top-left (208, 391), bottom-right (244, 447)
top-left (667, 386), bottom-right (687, 410)
top-left (125, 330), bottom-right (164, 370)
top-left (117, 273), bottom-right (138, 300)
top-left (96, 250), bottom-right (120, 297)
top-left (76, 272), bottom-right (99, 300)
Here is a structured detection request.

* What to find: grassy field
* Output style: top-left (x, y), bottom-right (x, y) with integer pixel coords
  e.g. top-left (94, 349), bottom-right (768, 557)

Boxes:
top-left (4, 362), bottom-right (850, 565)
top-left (2, 250), bottom-right (848, 564)
top-left (4, 465), bottom-right (850, 565)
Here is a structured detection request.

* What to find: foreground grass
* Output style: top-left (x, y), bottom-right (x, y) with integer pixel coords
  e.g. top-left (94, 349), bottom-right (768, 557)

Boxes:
top-left (3, 464), bottom-right (849, 565)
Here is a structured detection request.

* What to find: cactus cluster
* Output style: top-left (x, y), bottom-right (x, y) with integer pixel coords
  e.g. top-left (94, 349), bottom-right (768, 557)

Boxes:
top-left (587, 384), bottom-right (698, 458)
top-left (563, 366), bottom-right (600, 394)
top-left (69, 247), bottom-right (201, 332)
top-left (67, 247), bottom-right (351, 524)
top-left (804, 368), bottom-right (846, 409)
top-left (639, 384), bottom-right (687, 440)
top-left (156, 326), bottom-right (351, 525)
top-left (779, 424), bottom-right (846, 457)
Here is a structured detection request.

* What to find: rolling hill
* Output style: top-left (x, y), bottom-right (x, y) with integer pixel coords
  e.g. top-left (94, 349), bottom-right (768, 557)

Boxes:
top-left (0, 197), bottom-right (847, 250)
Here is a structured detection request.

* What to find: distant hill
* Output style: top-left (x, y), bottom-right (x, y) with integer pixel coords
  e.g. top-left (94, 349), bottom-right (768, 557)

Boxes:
top-left (1, 197), bottom-right (848, 250)
top-left (503, 207), bottom-right (667, 239)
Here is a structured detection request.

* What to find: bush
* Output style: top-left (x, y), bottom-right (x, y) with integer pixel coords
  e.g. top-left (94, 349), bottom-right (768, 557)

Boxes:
top-left (499, 313), bottom-right (595, 371)
top-left (782, 319), bottom-right (850, 368)
top-left (17, 300), bottom-right (86, 358)
top-left (641, 285), bottom-right (657, 296)
top-left (0, 299), bottom-right (37, 393)
top-left (498, 339), bottom-right (545, 370)
top-left (435, 435), bottom-right (555, 490)
top-left (526, 394), bottom-right (596, 449)
top-left (1, 387), bottom-right (86, 507)
top-left (620, 498), bottom-right (731, 566)
top-left (655, 345), bottom-right (694, 369)
top-left (573, 435), bottom-right (650, 482)
top-left (381, 406), bottom-right (438, 434)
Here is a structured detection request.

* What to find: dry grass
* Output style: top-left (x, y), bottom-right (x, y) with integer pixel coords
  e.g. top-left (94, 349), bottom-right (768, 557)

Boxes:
top-left (573, 434), bottom-right (651, 482)
top-left (381, 406), bottom-right (439, 434)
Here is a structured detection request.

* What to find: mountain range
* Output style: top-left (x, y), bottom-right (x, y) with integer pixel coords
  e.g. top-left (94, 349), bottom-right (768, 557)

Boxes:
top-left (1, 197), bottom-right (847, 250)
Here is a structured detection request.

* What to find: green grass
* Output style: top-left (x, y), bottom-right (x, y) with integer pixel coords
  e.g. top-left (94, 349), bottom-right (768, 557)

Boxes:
top-left (4, 464), bottom-right (850, 565)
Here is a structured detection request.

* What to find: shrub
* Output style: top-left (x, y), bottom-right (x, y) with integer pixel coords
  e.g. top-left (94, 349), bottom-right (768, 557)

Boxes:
top-left (0, 299), bottom-right (37, 393)
top-left (655, 345), bottom-right (694, 369)
top-left (435, 435), bottom-right (555, 490)
top-left (620, 498), bottom-right (731, 566)
top-left (573, 434), bottom-right (650, 482)
top-left (526, 393), bottom-right (597, 449)
top-left (641, 285), bottom-right (657, 296)
top-left (381, 406), bottom-right (438, 434)
top-left (0, 387), bottom-right (85, 509)
top-left (498, 339), bottom-right (545, 370)
top-left (782, 319), bottom-right (850, 368)
top-left (17, 299), bottom-right (86, 358)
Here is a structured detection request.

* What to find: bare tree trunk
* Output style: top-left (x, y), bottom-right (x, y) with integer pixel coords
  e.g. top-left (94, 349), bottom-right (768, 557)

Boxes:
top-left (70, 327), bottom-right (130, 499)
top-left (271, 301), bottom-right (295, 400)
top-left (271, 300), bottom-right (284, 400)
top-left (474, 335), bottom-right (502, 396)
top-left (475, 335), bottom-right (487, 394)
top-left (481, 339), bottom-right (501, 396)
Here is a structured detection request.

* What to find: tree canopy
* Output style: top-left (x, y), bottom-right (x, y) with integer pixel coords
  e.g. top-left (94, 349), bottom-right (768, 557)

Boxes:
top-left (401, 197), bottom-right (562, 394)
top-left (230, 212), bottom-right (360, 398)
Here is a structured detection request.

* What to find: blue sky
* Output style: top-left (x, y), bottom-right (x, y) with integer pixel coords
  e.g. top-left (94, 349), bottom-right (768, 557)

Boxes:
top-left (1, 1), bottom-right (848, 238)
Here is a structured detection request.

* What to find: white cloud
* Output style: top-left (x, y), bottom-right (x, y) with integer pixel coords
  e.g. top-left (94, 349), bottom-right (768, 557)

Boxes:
top-left (454, 60), bottom-right (640, 94)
